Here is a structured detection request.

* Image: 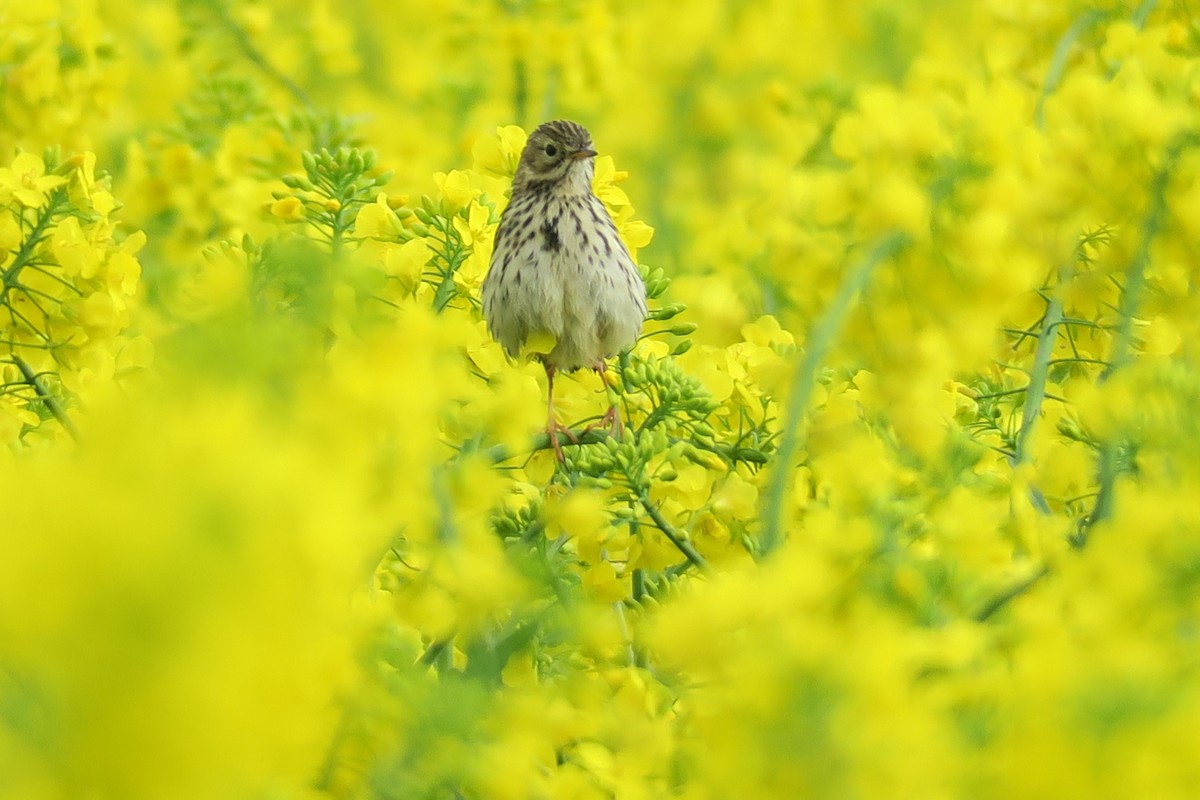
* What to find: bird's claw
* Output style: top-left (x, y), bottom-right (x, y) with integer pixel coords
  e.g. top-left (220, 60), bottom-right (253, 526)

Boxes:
top-left (582, 404), bottom-right (623, 441)
top-left (547, 419), bottom-right (579, 463)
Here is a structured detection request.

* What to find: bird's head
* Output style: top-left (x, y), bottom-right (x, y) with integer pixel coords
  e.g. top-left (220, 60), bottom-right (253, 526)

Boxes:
top-left (513, 120), bottom-right (598, 193)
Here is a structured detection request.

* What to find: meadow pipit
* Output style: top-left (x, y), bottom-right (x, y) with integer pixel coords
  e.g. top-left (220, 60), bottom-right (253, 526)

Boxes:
top-left (482, 120), bottom-right (648, 461)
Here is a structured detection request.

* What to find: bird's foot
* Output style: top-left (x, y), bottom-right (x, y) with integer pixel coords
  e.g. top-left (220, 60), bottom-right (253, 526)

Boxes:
top-left (583, 403), bottom-right (624, 441)
top-left (547, 418), bottom-right (579, 463)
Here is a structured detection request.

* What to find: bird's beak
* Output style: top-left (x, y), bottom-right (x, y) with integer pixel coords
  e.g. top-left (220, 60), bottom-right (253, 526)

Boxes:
top-left (570, 148), bottom-right (598, 161)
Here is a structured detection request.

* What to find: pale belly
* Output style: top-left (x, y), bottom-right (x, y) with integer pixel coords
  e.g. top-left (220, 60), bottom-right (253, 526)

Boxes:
top-left (483, 193), bottom-right (647, 370)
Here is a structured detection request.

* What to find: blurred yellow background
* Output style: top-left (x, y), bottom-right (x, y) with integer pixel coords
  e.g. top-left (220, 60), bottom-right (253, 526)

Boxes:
top-left (3, 1), bottom-right (1200, 798)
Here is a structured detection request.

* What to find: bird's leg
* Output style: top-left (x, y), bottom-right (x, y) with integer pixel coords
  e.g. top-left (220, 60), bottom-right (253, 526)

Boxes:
top-left (544, 362), bottom-right (577, 463)
top-left (584, 360), bottom-right (624, 439)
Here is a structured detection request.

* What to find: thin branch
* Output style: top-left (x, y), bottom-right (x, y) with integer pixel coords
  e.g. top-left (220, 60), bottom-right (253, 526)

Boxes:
top-left (417, 637), bottom-right (453, 668)
top-left (758, 232), bottom-right (907, 556)
top-left (1013, 287), bottom-right (1064, 464)
top-left (1035, 10), bottom-right (1110, 127)
top-left (23, 263), bottom-right (86, 295)
top-left (1047, 357), bottom-right (1109, 367)
top-left (1080, 132), bottom-right (1199, 543)
top-left (12, 356), bottom-right (78, 440)
top-left (1009, 283), bottom-right (1065, 517)
top-left (0, 338), bottom-right (61, 350)
top-left (637, 491), bottom-right (708, 573)
top-left (3, 304), bottom-right (55, 344)
top-left (973, 564), bottom-right (1051, 622)
top-left (2, 194), bottom-right (62, 307)
top-left (485, 428), bottom-right (610, 464)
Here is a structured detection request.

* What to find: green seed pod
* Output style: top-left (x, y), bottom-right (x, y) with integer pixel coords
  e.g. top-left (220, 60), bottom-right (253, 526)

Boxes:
top-left (651, 303), bottom-right (686, 321)
top-left (733, 447), bottom-right (769, 464)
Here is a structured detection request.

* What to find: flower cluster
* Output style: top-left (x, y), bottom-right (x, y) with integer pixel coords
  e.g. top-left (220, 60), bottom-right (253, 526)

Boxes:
top-left (0, 150), bottom-right (147, 443)
top-left (3, 1), bottom-right (1200, 799)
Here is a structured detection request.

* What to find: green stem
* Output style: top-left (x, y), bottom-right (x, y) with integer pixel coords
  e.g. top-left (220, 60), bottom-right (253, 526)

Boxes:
top-left (631, 568), bottom-right (646, 602)
top-left (1079, 133), bottom-right (1197, 544)
top-left (1010, 271), bottom-right (1070, 517)
top-left (485, 428), bottom-right (610, 464)
top-left (973, 564), bottom-right (1051, 622)
top-left (12, 357), bottom-right (78, 441)
top-left (1035, 10), bottom-right (1110, 128)
top-left (637, 491), bottom-right (708, 573)
top-left (2, 195), bottom-right (62, 306)
top-left (432, 219), bottom-right (466, 313)
top-left (1013, 292), bottom-right (1063, 467)
top-left (758, 232), bottom-right (906, 556)
top-left (418, 637), bottom-right (453, 668)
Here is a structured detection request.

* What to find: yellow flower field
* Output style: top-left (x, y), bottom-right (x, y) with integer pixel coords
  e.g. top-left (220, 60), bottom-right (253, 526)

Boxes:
top-left (3, 1), bottom-right (1200, 797)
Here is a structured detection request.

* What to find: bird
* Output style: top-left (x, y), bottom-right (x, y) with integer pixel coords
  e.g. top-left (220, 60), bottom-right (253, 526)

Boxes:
top-left (481, 120), bottom-right (647, 462)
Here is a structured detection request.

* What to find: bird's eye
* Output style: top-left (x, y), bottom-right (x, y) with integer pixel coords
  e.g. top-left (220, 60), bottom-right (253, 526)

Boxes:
top-left (544, 144), bottom-right (558, 157)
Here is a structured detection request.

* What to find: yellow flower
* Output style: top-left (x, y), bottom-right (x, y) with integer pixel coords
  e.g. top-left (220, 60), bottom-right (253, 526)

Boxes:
top-left (353, 193), bottom-right (404, 239)
top-left (50, 216), bottom-right (93, 278)
top-left (0, 152), bottom-right (67, 208)
top-left (76, 291), bottom-right (122, 339)
top-left (592, 155), bottom-right (630, 210)
top-left (478, 369), bottom-right (542, 452)
top-left (710, 471), bottom-right (758, 521)
top-left (521, 329), bottom-right (558, 359)
top-left (465, 319), bottom-right (507, 377)
top-left (1136, 315), bottom-right (1181, 357)
top-left (741, 315), bottom-right (794, 349)
top-left (270, 196), bottom-right (305, 221)
top-left (433, 169), bottom-right (480, 213)
top-left (91, 190), bottom-right (116, 217)
top-left (618, 219), bottom-right (653, 262)
top-left (64, 151), bottom-right (101, 207)
top-left (107, 230), bottom-right (145, 295)
top-left (118, 335), bottom-right (156, 371)
top-left (679, 346), bottom-right (735, 402)
top-left (544, 488), bottom-right (609, 543)
top-left (456, 200), bottom-right (494, 243)
top-left (0, 213), bottom-right (23, 257)
top-left (650, 463), bottom-right (714, 511)
top-left (581, 560), bottom-right (628, 603)
top-left (0, 392), bottom-right (39, 441)
top-left (473, 125), bottom-right (528, 180)
top-left (383, 239), bottom-right (432, 293)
